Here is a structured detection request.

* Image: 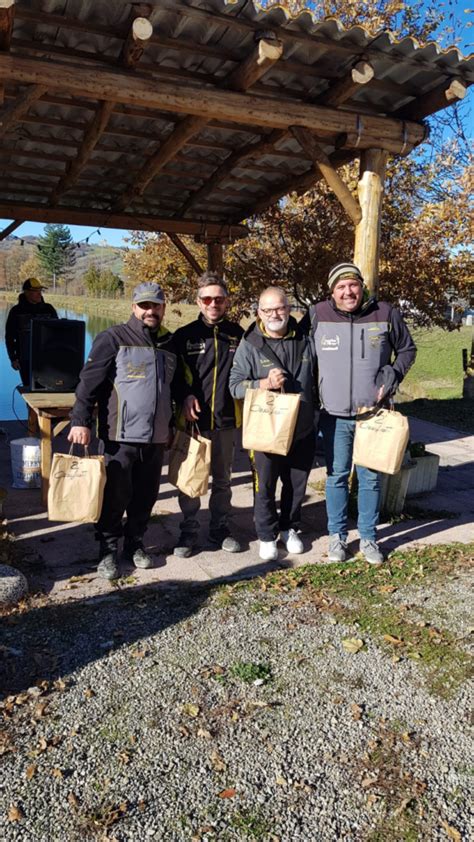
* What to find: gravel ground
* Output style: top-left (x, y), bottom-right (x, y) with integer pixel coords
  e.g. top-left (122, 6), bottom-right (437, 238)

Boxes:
top-left (1, 567), bottom-right (472, 842)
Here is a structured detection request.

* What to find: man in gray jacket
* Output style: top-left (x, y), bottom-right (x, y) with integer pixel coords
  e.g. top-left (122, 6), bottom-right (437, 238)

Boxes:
top-left (307, 262), bottom-right (416, 564)
top-left (229, 286), bottom-right (316, 561)
top-left (68, 282), bottom-right (188, 579)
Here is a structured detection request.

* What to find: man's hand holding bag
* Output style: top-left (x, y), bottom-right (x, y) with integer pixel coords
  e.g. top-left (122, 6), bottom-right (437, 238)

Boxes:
top-left (353, 406), bottom-right (409, 475)
top-left (242, 388), bottom-right (301, 456)
top-left (168, 425), bottom-right (211, 498)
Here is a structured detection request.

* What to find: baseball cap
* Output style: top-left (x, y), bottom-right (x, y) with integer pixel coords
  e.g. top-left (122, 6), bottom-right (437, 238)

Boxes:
top-left (23, 277), bottom-right (48, 291)
top-left (328, 262), bottom-right (364, 291)
top-left (132, 282), bottom-right (165, 305)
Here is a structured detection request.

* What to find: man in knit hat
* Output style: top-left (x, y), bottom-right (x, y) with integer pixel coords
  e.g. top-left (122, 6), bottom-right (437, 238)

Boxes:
top-left (307, 262), bottom-right (416, 564)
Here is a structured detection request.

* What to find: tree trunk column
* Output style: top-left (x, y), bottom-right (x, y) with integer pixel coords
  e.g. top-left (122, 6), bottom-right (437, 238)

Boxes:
top-left (207, 242), bottom-right (224, 277)
top-left (353, 148), bottom-right (388, 295)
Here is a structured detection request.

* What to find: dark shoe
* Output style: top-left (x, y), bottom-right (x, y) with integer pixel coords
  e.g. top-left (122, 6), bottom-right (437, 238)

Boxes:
top-left (123, 543), bottom-right (153, 569)
top-left (174, 533), bottom-right (196, 558)
top-left (97, 551), bottom-right (119, 580)
top-left (360, 539), bottom-right (384, 565)
top-left (209, 531), bottom-right (241, 553)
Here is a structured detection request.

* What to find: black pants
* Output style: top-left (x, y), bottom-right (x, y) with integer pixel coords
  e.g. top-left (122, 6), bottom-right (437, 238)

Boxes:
top-left (251, 431), bottom-right (315, 541)
top-left (96, 441), bottom-right (165, 553)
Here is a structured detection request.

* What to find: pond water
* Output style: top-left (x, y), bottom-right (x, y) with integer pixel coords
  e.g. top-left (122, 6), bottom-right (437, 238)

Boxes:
top-left (0, 300), bottom-right (115, 421)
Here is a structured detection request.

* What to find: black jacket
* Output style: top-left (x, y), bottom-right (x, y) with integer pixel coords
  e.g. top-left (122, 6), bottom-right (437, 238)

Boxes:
top-left (174, 314), bottom-right (244, 431)
top-left (5, 294), bottom-right (58, 363)
top-left (71, 314), bottom-right (188, 444)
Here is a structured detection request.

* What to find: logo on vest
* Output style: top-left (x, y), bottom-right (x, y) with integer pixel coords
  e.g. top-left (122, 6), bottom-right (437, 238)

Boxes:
top-left (186, 339), bottom-right (206, 355)
top-left (320, 334), bottom-right (340, 351)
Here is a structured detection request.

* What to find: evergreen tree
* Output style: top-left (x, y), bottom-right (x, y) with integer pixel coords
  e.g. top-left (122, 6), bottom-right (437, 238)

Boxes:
top-left (83, 263), bottom-right (124, 298)
top-left (37, 224), bottom-right (75, 288)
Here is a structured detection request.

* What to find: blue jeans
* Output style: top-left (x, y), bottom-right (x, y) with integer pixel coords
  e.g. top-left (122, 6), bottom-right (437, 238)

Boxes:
top-left (319, 412), bottom-right (381, 542)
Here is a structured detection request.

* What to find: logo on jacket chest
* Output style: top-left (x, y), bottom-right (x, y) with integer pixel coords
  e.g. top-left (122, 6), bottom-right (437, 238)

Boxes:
top-left (320, 334), bottom-right (340, 351)
top-left (186, 339), bottom-right (206, 355)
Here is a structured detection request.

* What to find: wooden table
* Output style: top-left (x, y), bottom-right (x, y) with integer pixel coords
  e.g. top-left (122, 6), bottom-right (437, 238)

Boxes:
top-left (22, 392), bottom-right (76, 505)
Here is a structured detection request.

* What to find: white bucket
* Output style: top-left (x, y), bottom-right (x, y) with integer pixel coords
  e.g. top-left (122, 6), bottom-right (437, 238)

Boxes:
top-left (10, 438), bottom-right (41, 489)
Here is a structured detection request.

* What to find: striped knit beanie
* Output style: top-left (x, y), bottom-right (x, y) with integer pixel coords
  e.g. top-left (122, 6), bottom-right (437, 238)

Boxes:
top-left (328, 262), bottom-right (364, 291)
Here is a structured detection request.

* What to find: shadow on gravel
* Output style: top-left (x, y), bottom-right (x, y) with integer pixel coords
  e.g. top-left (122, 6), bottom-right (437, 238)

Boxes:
top-left (0, 563), bottom-right (277, 697)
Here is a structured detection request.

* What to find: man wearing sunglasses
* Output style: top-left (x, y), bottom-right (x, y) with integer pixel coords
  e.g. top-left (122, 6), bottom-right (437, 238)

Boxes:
top-left (229, 286), bottom-right (317, 561)
top-left (173, 271), bottom-right (244, 557)
top-left (68, 282), bottom-right (188, 579)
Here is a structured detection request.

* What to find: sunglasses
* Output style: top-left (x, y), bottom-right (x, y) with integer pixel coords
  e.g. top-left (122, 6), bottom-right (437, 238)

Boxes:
top-left (199, 295), bottom-right (227, 305)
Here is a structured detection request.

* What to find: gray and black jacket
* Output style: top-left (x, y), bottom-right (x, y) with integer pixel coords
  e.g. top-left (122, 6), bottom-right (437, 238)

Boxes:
top-left (228, 316), bottom-right (316, 441)
top-left (306, 297), bottom-right (416, 417)
top-left (71, 314), bottom-right (187, 444)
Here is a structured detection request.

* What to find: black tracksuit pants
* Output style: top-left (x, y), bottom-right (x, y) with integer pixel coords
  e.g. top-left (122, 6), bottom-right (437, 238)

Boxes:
top-left (96, 441), bottom-right (165, 553)
top-left (251, 431), bottom-right (315, 541)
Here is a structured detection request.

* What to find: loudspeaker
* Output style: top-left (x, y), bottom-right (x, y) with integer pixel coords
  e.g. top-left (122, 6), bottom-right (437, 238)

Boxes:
top-left (29, 318), bottom-right (85, 392)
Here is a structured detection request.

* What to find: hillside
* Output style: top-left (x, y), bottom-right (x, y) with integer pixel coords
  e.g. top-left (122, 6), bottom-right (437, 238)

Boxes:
top-left (0, 234), bottom-right (126, 292)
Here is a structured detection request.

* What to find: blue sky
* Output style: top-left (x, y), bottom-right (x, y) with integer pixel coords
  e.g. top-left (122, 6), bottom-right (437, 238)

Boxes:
top-left (0, 0), bottom-right (472, 249)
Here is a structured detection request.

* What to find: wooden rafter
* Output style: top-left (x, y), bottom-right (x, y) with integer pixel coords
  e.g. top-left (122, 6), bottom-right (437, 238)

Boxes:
top-left (0, 200), bottom-right (249, 238)
top-left (167, 233), bottom-right (204, 275)
top-left (291, 126), bottom-right (362, 225)
top-left (0, 83), bottom-right (47, 137)
top-left (114, 34), bottom-right (284, 212)
top-left (396, 78), bottom-right (467, 121)
top-left (0, 0), bottom-right (14, 51)
top-left (120, 17), bottom-right (153, 68)
top-left (319, 61), bottom-right (374, 107)
top-left (180, 129), bottom-right (288, 217)
top-left (0, 218), bottom-right (22, 240)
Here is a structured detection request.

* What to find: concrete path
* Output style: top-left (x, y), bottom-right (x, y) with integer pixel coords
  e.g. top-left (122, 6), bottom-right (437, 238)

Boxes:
top-left (0, 415), bottom-right (472, 603)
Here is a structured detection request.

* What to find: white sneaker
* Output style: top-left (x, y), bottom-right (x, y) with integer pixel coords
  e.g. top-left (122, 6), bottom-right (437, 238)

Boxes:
top-left (259, 540), bottom-right (278, 561)
top-left (280, 528), bottom-right (304, 554)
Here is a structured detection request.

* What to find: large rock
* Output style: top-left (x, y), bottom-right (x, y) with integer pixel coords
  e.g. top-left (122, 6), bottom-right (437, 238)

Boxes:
top-left (0, 564), bottom-right (28, 605)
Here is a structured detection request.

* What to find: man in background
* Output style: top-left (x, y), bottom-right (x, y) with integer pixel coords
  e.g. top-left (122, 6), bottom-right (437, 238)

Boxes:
top-left (173, 271), bottom-right (244, 557)
top-left (6, 277), bottom-right (58, 386)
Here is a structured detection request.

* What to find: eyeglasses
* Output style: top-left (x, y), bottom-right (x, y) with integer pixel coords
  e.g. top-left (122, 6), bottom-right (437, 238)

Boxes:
top-left (199, 296), bottom-right (226, 305)
top-left (259, 306), bottom-right (289, 316)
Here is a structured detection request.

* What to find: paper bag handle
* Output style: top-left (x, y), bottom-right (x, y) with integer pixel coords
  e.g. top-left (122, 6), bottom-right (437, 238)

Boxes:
top-left (68, 443), bottom-right (90, 457)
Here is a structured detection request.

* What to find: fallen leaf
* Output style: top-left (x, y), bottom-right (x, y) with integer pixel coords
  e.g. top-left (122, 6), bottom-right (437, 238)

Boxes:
top-left (350, 703), bottom-right (363, 720)
top-left (377, 584), bottom-right (397, 593)
top-left (118, 752), bottom-right (131, 765)
top-left (182, 703), bottom-right (200, 718)
top-left (197, 727), bottom-right (212, 740)
top-left (53, 679), bottom-right (67, 692)
top-left (51, 767), bottom-right (63, 778)
top-left (84, 688), bottom-right (95, 699)
top-left (138, 799), bottom-right (146, 812)
top-left (218, 788), bottom-right (236, 799)
top-left (383, 634), bottom-right (404, 646)
top-left (25, 764), bottom-right (37, 780)
top-left (275, 774), bottom-right (287, 786)
top-left (34, 701), bottom-right (49, 719)
top-left (440, 819), bottom-right (461, 841)
top-left (366, 793), bottom-right (378, 808)
top-left (8, 804), bottom-right (23, 822)
top-left (361, 775), bottom-right (378, 789)
top-left (210, 750), bottom-right (225, 772)
top-left (67, 792), bottom-right (79, 810)
top-left (131, 649), bottom-right (148, 659)
top-left (342, 637), bottom-right (364, 654)
top-left (38, 736), bottom-right (48, 752)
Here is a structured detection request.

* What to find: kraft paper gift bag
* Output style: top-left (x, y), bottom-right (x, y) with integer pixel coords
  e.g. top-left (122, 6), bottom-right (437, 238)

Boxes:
top-left (48, 446), bottom-right (106, 523)
top-left (353, 407), bottom-right (410, 475)
top-left (242, 388), bottom-right (301, 456)
top-left (168, 427), bottom-right (212, 498)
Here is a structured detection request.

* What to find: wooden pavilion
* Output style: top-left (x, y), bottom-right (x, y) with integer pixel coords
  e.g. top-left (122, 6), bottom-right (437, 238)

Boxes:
top-left (0, 0), bottom-right (472, 291)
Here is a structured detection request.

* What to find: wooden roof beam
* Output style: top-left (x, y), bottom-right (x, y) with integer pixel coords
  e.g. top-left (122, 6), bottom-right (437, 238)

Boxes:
top-left (291, 126), bottom-right (361, 225)
top-left (0, 217), bottom-right (22, 240)
top-left (0, 83), bottom-right (47, 137)
top-left (396, 78), bottom-right (467, 121)
top-left (0, 200), bottom-right (249, 238)
top-left (0, 54), bottom-right (426, 151)
top-left (0, 0), bottom-right (14, 51)
top-left (319, 61), bottom-right (374, 108)
top-left (120, 16), bottom-right (153, 68)
top-left (114, 32), bottom-right (284, 212)
top-left (167, 232), bottom-right (204, 275)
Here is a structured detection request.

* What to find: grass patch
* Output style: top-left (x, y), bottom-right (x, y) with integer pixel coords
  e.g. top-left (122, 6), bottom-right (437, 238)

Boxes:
top-left (397, 397), bottom-right (474, 434)
top-left (223, 544), bottom-right (473, 697)
top-left (400, 325), bottom-right (471, 401)
top-left (230, 809), bottom-right (271, 839)
top-left (229, 661), bottom-right (272, 685)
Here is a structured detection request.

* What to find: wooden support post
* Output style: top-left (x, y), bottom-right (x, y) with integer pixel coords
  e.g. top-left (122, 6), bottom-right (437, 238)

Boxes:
top-left (0, 218), bottom-right (22, 239)
top-left (291, 126), bottom-right (362, 225)
top-left (206, 242), bottom-right (224, 276)
top-left (0, 84), bottom-right (47, 137)
top-left (0, 0), bottom-right (14, 105)
top-left (167, 232), bottom-right (204, 276)
top-left (353, 149), bottom-right (388, 295)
